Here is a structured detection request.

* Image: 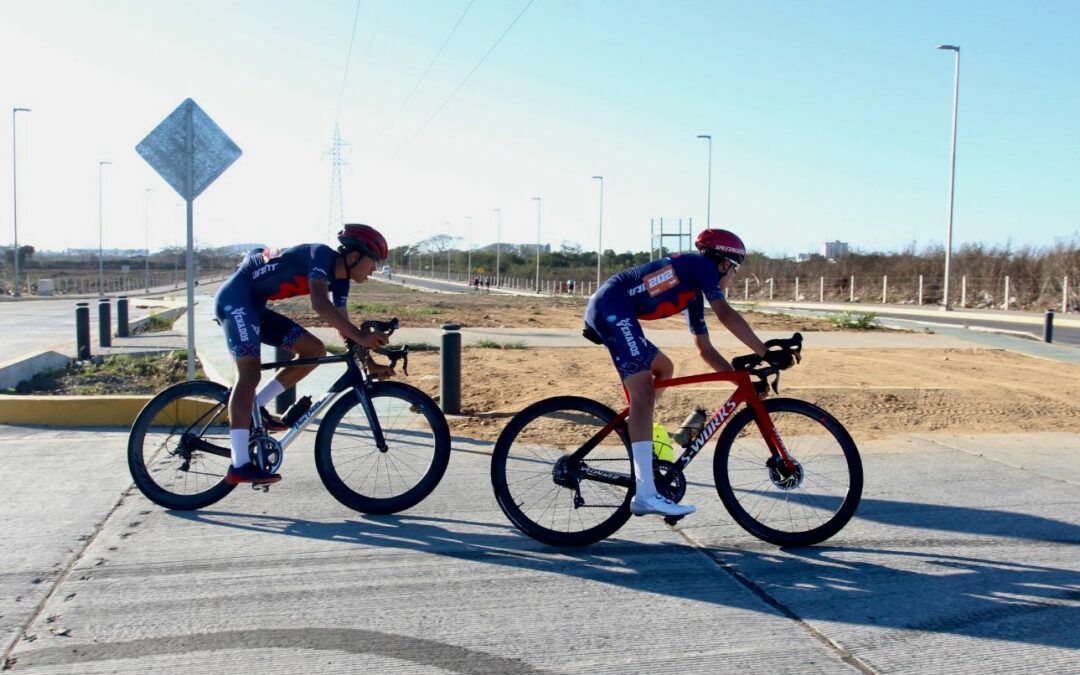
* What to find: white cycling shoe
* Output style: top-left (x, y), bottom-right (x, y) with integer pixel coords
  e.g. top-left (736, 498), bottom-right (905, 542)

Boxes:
top-left (630, 493), bottom-right (696, 517)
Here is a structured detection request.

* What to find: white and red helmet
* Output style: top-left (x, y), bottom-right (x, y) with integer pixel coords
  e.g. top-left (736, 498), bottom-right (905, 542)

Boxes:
top-left (695, 228), bottom-right (746, 267)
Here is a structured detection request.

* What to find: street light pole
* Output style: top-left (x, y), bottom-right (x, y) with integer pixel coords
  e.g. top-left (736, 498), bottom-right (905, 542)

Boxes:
top-left (696, 134), bottom-right (712, 229)
top-left (592, 176), bottom-right (604, 287)
top-left (532, 197), bottom-right (541, 293)
top-left (98, 160), bottom-right (111, 296)
top-left (494, 208), bottom-right (502, 287)
top-left (466, 216), bottom-right (472, 280)
top-left (444, 222), bottom-right (451, 280)
top-left (144, 188), bottom-right (154, 291)
top-left (938, 44), bottom-right (960, 311)
top-left (11, 107), bottom-right (30, 298)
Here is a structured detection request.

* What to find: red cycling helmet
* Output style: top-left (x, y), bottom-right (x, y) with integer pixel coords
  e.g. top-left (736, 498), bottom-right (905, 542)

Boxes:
top-left (337, 224), bottom-right (388, 260)
top-left (695, 229), bottom-right (746, 267)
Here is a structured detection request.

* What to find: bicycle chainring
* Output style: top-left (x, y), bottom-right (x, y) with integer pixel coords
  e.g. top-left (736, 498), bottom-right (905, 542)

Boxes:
top-left (653, 459), bottom-right (687, 503)
top-left (250, 435), bottom-right (284, 474)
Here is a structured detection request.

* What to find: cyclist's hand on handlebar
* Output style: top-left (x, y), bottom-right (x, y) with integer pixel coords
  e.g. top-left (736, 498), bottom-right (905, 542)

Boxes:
top-left (765, 350), bottom-right (797, 370)
top-left (357, 330), bottom-right (389, 350)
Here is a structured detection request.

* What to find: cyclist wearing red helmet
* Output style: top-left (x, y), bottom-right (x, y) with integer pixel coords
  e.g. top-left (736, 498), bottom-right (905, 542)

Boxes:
top-left (213, 224), bottom-right (393, 485)
top-left (583, 228), bottom-right (771, 517)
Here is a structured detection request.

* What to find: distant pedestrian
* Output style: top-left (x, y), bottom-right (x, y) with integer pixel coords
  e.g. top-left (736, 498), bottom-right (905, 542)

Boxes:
top-left (485, 277), bottom-right (491, 292)
top-left (567, 278), bottom-right (575, 295)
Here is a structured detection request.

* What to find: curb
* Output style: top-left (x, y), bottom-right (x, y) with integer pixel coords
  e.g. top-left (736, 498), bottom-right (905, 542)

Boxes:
top-left (0, 394), bottom-right (152, 427)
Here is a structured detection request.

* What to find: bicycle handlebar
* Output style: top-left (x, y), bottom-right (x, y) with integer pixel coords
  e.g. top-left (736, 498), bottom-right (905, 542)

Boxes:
top-left (731, 332), bottom-right (803, 396)
top-left (344, 317), bottom-right (410, 376)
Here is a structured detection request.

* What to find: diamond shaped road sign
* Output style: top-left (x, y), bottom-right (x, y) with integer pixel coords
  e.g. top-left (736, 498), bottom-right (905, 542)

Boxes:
top-left (136, 98), bottom-right (242, 201)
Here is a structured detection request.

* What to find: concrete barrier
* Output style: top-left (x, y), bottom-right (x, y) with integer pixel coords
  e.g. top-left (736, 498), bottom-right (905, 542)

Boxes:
top-left (0, 350), bottom-right (71, 391)
top-left (0, 394), bottom-right (153, 426)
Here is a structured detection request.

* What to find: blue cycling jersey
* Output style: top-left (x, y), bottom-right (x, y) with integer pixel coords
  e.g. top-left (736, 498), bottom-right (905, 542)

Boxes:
top-left (587, 253), bottom-right (726, 335)
top-left (213, 244), bottom-right (350, 359)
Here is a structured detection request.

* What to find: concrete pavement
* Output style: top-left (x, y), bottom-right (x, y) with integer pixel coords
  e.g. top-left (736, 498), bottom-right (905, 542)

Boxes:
top-left (1, 425), bottom-right (1077, 673)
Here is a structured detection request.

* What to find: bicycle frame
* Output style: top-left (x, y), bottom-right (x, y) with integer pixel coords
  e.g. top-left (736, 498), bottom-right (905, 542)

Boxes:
top-left (565, 369), bottom-right (792, 487)
top-left (185, 348), bottom-right (387, 459)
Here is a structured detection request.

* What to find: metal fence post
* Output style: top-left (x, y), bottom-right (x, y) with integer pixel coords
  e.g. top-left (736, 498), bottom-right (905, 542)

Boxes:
top-left (961, 275), bottom-right (967, 308)
top-left (116, 296), bottom-right (129, 337)
top-left (882, 275), bottom-right (888, 304)
top-left (76, 303), bottom-right (91, 359)
top-left (98, 298), bottom-right (112, 347)
top-left (744, 278), bottom-right (749, 300)
top-left (768, 278), bottom-right (773, 300)
top-left (440, 323), bottom-right (461, 415)
top-left (819, 276), bottom-right (824, 303)
top-left (849, 276), bottom-right (855, 303)
top-left (918, 275), bottom-right (923, 305)
top-left (1064, 276), bottom-right (1069, 313)
top-left (1004, 276), bottom-right (1010, 311)
top-left (794, 277), bottom-right (800, 301)
top-left (1044, 309), bottom-right (1054, 343)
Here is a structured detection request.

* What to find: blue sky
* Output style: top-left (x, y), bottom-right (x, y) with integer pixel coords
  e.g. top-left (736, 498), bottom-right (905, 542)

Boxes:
top-left (2, 0), bottom-right (1077, 257)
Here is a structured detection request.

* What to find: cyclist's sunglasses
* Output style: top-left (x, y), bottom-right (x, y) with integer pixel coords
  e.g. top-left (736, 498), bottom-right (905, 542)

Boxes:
top-left (721, 258), bottom-right (740, 272)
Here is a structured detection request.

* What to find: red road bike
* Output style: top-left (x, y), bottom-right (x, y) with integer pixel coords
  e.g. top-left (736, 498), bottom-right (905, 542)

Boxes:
top-left (490, 334), bottom-right (863, 546)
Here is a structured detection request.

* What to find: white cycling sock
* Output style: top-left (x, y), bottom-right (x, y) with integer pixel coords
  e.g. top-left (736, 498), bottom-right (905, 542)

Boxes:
top-left (230, 429), bottom-right (250, 468)
top-left (631, 440), bottom-right (656, 499)
top-left (255, 379), bottom-right (286, 408)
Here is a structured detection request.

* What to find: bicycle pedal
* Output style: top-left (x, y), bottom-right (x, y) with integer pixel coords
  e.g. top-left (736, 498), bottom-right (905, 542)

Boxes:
top-left (251, 484), bottom-right (270, 493)
top-left (663, 515), bottom-right (685, 526)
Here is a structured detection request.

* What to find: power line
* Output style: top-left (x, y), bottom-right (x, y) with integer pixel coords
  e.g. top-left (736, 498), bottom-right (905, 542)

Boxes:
top-left (380, 0), bottom-right (476, 134)
top-left (385, 0), bottom-right (534, 163)
top-left (335, 0), bottom-right (364, 119)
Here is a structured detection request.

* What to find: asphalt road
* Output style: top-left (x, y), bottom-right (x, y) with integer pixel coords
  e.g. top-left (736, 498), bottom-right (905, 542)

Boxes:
top-left (2, 426), bottom-right (1077, 673)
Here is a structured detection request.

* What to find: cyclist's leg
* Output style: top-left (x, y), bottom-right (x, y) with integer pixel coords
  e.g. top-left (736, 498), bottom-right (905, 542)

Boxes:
top-left (258, 310), bottom-right (325, 395)
top-left (216, 294), bottom-right (279, 483)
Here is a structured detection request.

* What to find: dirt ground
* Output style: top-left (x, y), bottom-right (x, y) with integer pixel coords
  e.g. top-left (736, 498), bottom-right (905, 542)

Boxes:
top-left (255, 281), bottom-right (1080, 442)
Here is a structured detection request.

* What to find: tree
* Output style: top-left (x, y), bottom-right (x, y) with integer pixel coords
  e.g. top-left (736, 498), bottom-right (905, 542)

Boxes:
top-left (3, 245), bottom-right (34, 267)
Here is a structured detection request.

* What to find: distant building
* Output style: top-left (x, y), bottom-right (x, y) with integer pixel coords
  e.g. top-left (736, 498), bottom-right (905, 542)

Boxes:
top-left (821, 241), bottom-right (849, 258)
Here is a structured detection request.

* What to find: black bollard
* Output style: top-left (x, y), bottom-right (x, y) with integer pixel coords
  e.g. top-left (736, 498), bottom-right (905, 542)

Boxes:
top-left (440, 323), bottom-right (461, 415)
top-left (273, 346), bottom-right (296, 414)
top-left (76, 303), bottom-right (91, 359)
top-left (116, 297), bottom-right (129, 337)
top-left (98, 299), bottom-right (112, 347)
top-left (1044, 309), bottom-right (1055, 343)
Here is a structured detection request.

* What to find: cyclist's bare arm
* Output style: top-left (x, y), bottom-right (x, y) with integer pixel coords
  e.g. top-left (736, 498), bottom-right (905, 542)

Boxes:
top-left (709, 297), bottom-right (767, 357)
top-left (309, 279), bottom-right (387, 349)
top-left (692, 332), bottom-right (733, 372)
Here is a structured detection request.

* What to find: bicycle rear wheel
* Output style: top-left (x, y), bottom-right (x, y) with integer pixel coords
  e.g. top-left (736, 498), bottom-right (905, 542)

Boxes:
top-left (713, 398), bottom-right (862, 546)
top-left (314, 382), bottom-right (451, 514)
top-left (491, 396), bottom-right (633, 547)
top-left (128, 380), bottom-right (235, 510)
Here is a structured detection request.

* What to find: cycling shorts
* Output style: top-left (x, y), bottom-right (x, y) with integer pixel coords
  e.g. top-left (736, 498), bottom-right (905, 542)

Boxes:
top-left (584, 293), bottom-right (659, 380)
top-left (214, 280), bottom-right (308, 359)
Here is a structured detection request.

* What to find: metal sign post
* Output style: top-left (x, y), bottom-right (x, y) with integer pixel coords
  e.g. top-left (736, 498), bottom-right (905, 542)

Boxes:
top-left (136, 98), bottom-right (242, 379)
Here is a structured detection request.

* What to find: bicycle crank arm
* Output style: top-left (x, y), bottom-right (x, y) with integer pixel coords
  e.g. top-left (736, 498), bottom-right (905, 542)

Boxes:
top-left (183, 436), bottom-right (231, 459)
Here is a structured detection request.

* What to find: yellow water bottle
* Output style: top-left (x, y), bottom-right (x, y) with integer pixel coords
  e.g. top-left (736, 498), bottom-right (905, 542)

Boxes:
top-left (652, 423), bottom-right (675, 462)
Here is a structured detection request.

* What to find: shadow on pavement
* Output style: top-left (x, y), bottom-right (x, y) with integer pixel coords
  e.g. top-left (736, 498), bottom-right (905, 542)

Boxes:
top-left (172, 507), bottom-right (1080, 650)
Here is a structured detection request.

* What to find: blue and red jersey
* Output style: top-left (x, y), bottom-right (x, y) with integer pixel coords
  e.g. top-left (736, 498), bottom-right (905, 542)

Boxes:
top-left (232, 244), bottom-right (350, 307)
top-left (586, 253), bottom-right (726, 335)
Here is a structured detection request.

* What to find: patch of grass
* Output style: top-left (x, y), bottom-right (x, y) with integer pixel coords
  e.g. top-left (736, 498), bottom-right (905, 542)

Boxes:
top-left (405, 342), bottom-right (439, 351)
top-left (828, 311), bottom-right (879, 330)
top-left (13, 351), bottom-right (205, 395)
top-left (326, 344), bottom-right (347, 356)
top-left (413, 307), bottom-right (447, 315)
top-left (135, 314), bottom-right (174, 334)
top-left (471, 339), bottom-right (527, 350)
top-left (349, 302), bottom-right (393, 314)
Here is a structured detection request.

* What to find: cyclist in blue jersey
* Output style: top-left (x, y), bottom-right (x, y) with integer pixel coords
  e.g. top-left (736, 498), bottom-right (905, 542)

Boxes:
top-left (214, 224), bottom-right (392, 485)
top-left (584, 229), bottom-right (792, 517)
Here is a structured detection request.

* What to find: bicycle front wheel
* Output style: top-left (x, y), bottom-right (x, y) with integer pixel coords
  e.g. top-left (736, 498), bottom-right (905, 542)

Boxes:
top-left (128, 380), bottom-right (235, 510)
top-left (491, 396), bottom-right (633, 547)
top-left (314, 381), bottom-right (450, 514)
top-left (713, 398), bottom-right (863, 546)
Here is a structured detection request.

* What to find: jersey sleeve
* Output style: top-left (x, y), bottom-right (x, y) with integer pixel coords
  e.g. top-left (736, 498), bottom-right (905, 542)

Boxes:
top-left (330, 279), bottom-right (350, 308)
top-left (308, 244), bottom-right (336, 282)
top-left (684, 293), bottom-right (708, 335)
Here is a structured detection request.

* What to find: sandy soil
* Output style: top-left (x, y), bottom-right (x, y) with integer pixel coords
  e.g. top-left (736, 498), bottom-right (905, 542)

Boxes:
top-left (267, 280), bottom-right (1080, 443)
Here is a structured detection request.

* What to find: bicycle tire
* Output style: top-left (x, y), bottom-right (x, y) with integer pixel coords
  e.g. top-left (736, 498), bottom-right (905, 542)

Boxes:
top-left (491, 396), bottom-right (633, 547)
top-left (127, 380), bottom-right (236, 510)
top-left (314, 381), bottom-right (450, 514)
top-left (713, 397), bottom-right (862, 546)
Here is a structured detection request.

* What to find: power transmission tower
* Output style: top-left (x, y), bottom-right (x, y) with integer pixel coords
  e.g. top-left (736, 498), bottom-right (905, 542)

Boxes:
top-left (325, 124), bottom-right (351, 239)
